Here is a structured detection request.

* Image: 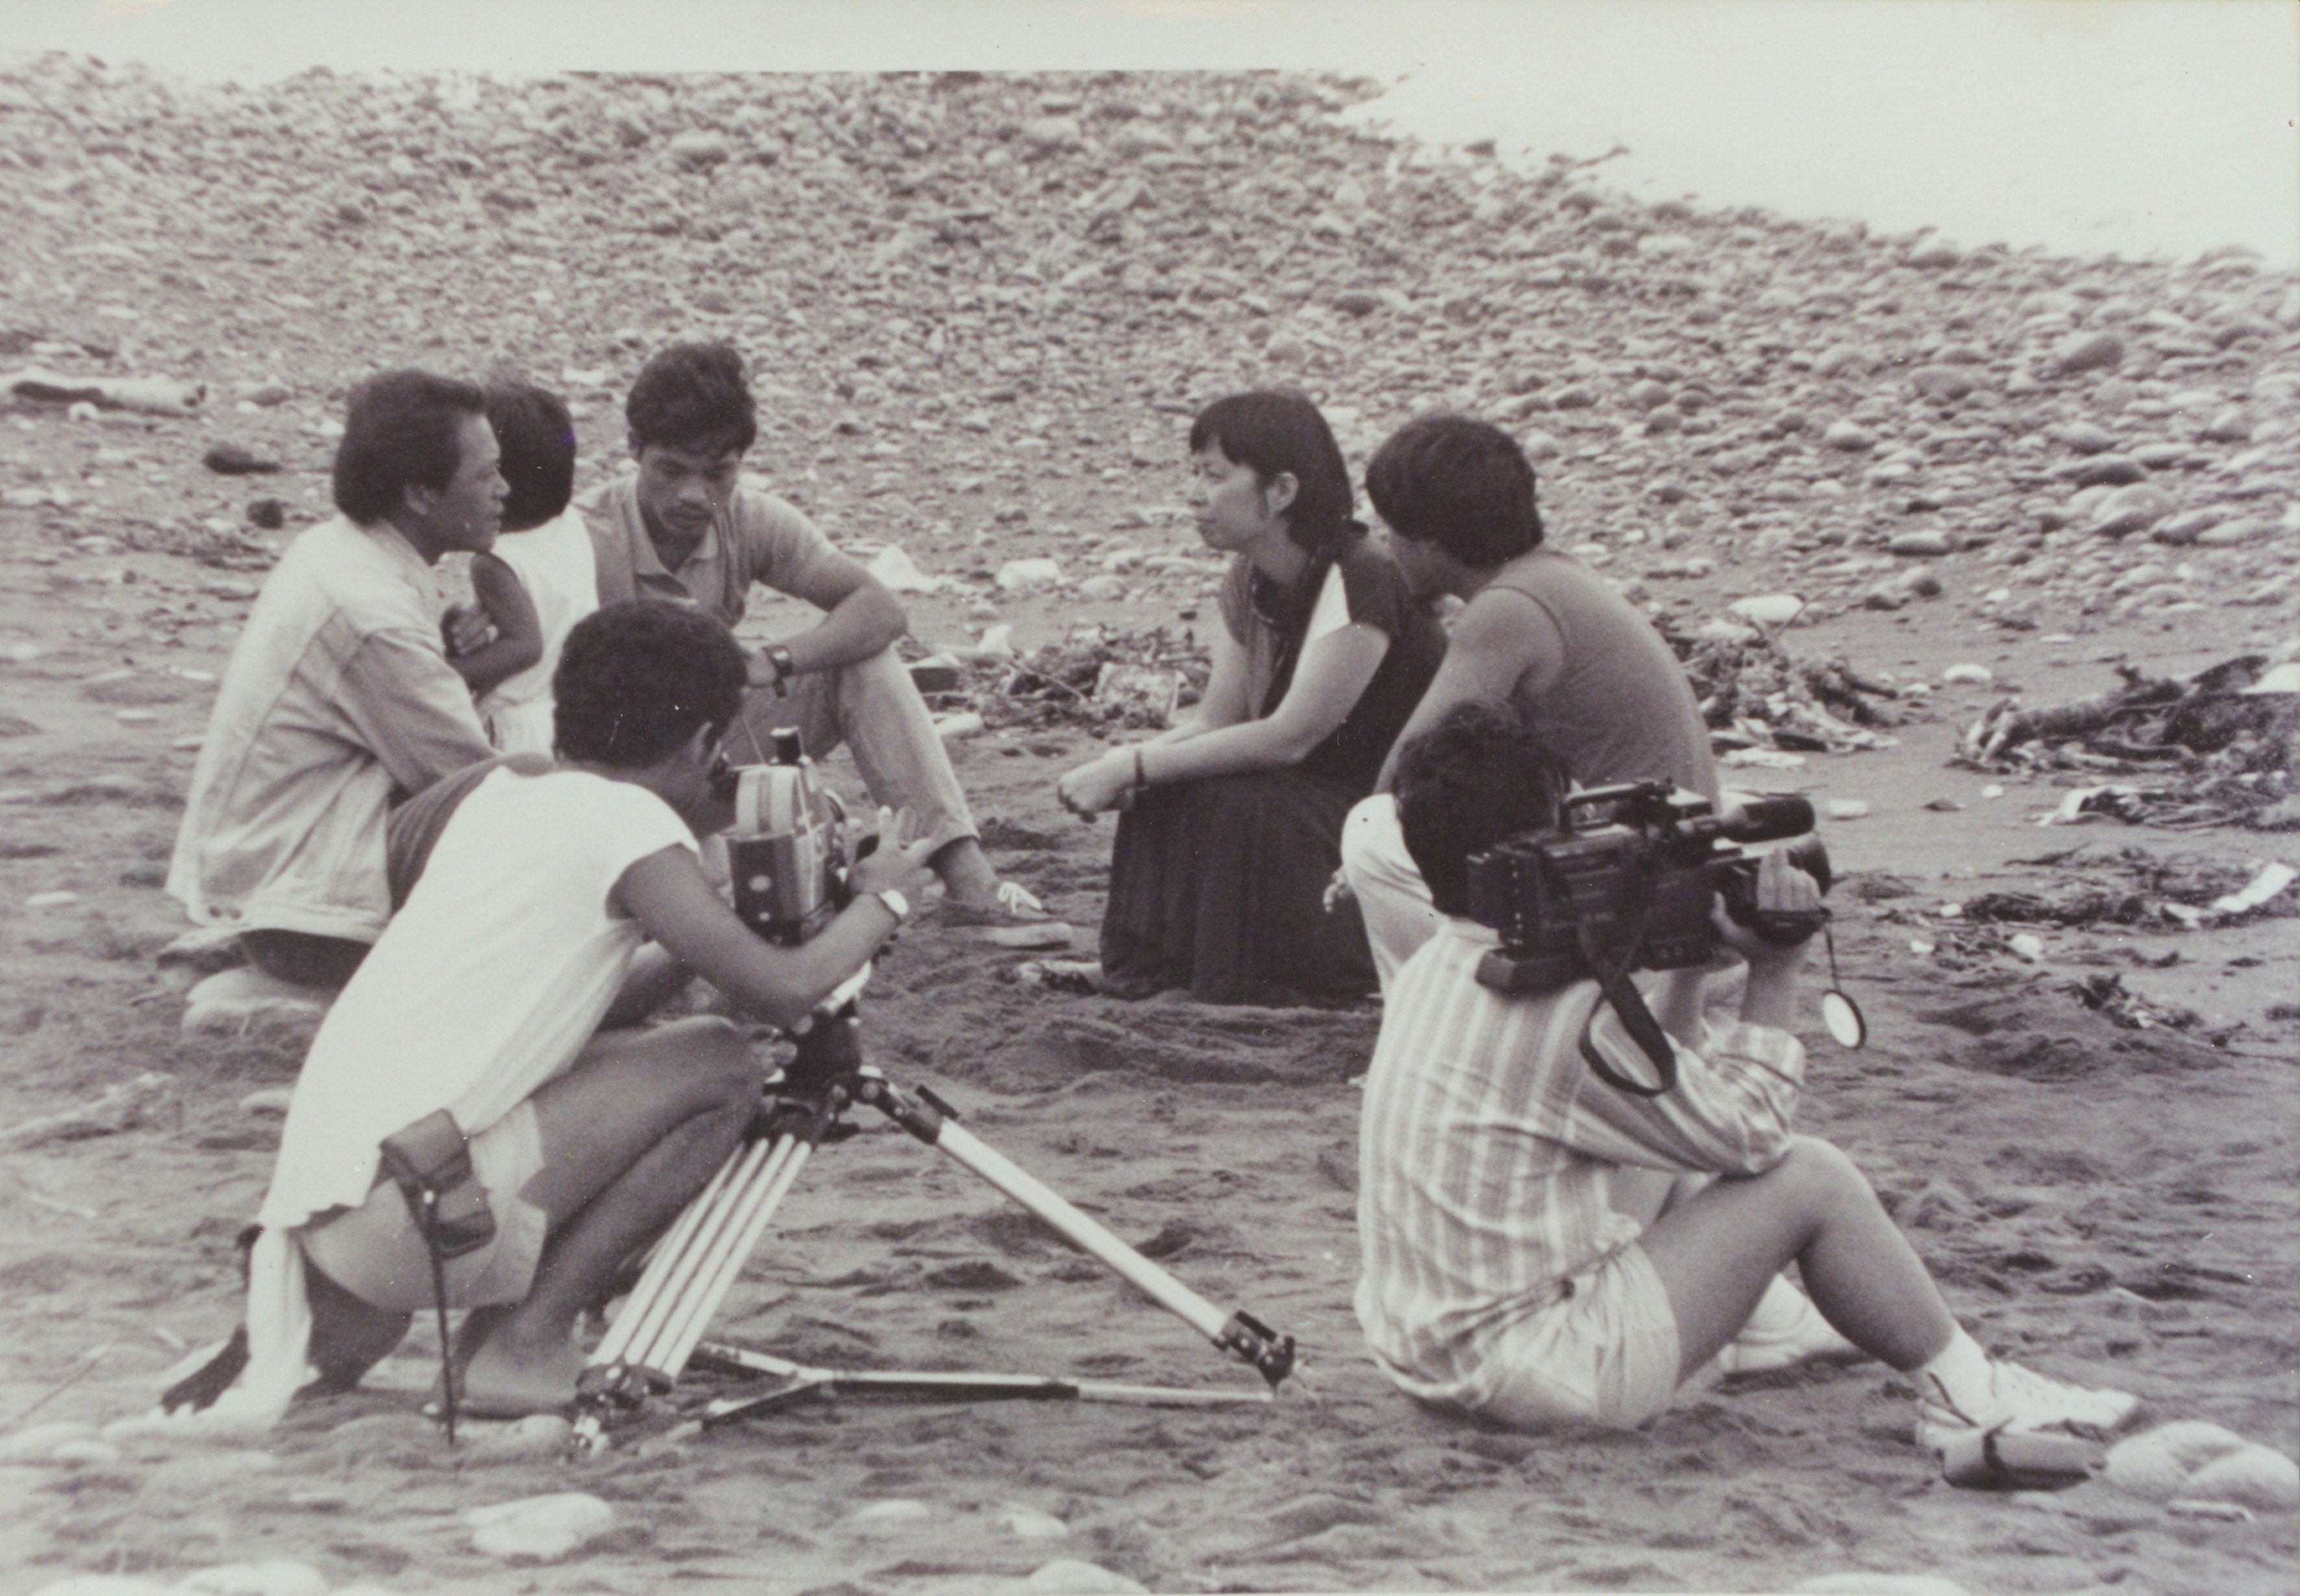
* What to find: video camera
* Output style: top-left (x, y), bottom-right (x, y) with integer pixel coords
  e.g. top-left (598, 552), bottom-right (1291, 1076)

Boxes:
top-left (711, 728), bottom-right (853, 946)
top-left (1464, 780), bottom-right (1838, 1095)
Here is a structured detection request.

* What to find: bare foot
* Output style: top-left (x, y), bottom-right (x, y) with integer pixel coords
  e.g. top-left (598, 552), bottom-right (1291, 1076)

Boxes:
top-left (456, 1322), bottom-right (587, 1418)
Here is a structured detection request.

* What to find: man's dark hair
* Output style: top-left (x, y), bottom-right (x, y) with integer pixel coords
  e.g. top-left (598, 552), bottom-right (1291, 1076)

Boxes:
top-left (553, 600), bottom-right (748, 767)
top-left (626, 342), bottom-right (758, 456)
top-left (1395, 700), bottom-right (1571, 917)
top-left (1365, 415), bottom-right (1544, 568)
top-left (332, 369), bottom-right (487, 524)
top-left (485, 381), bottom-right (576, 532)
top-left (1189, 389), bottom-right (1358, 555)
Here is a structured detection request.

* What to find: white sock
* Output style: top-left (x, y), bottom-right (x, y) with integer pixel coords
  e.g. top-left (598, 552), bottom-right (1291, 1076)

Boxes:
top-left (1914, 1327), bottom-right (1996, 1417)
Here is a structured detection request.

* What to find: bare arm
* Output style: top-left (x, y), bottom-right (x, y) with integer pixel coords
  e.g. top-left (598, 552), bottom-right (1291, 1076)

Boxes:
top-left (1058, 623), bottom-right (1389, 816)
top-left (1374, 587), bottom-right (1563, 792)
top-left (611, 833), bottom-right (935, 1031)
top-left (448, 551), bottom-right (545, 698)
top-left (765, 551), bottom-right (908, 676)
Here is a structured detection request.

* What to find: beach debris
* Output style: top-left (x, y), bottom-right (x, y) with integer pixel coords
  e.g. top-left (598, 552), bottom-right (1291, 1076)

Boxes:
top-left (2062, 972), bottom-right (2210, 1034)
top-left (4, 367), bottom-right (205, 415)
top-left (996, 557), bottom-right (1066, 593)
top-left (1825, 799), bottom-right (1871, 820)
top-left (1960, 848), bottom-right (2296, 931)
top-left (865, 542), bottom-right (943, 593)
top-left (0, 1073), bottom-right (175, 1151)
top-left (24, 890), bottom-right (79, 909)
top-left (982, 624), bottom-right (1209, 733)
top-left (1093, 661), bottom-right (1181, 726)
top-left (466, 1492), bottom-right (618, 1560)
top-left (1962, 655), bottom-right (2296, 829)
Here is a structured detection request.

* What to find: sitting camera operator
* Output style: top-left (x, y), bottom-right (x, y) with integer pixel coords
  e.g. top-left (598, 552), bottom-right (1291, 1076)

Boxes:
top-left (167, 600), bottom-right (934, 1426)
top-left (1355, 701), bottom-right (2139, 1452)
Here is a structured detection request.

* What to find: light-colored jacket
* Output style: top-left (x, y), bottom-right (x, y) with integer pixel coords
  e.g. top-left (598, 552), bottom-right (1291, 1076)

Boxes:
top-left (166, 516), bottom-right (494, 943)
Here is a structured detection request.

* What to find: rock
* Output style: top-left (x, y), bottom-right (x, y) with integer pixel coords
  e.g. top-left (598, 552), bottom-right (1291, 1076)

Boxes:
top-left (1024, 1561), bottom-right (1146, 1595)
top-left (1825, 800), bottom-right (1871, 820)
top-left (848, 1498), bottom-right (935, 1528)
top-left (1727, 594), bottom-right (1805, 626)
top-left (1822, 420), bottom-right (1875, 452)
top-left (2051, 330), bottom-right (2124, 375)
top-left (667, 129), bottom-right (730, 169)
top-left (1521, 430), bottom-right (1563, 462)
top-left (864, 543), bottom-right (942, 593)
top-left (1002, 1504), bottom-right (1070, 1540)
top-left (2057, 421), bottom-right (2117, 453)
top-left (1887, 531), bottom-right (1953, 558)
top-left (995, 558), bottom-right (1065, 593)
top-left (1907, 240), bottom-right (1962, 269)
top-left (2195, 517), bottom-right (2271, 548)
top-left (2177, 1444), bottom-right (2300, 1514)
top-left (1331, 289), bottom-right (1381, 317)
top-left (181, 966), bottom-right (334, 1038)
top-left (1796, 1577), bottom-right (1972, 1596)
top-left (27, 1580), bottom-right (171, 1595)
top-left (471, 1413), bottom-right (575, 1459)
top-left (2198, 407), bottom-right (2253, 443)
top-left (238, 1088), bottom-right (294, 1116)
top-left (25, 890), bottom-right (80, 909)
top-left (201, 445), bottom-right (280, 476)
top-left (466, 1492), bottom-right (617, 1560)
top-left (1076, 574), bottom-right (1126, 602)
top-left (2087, 482), bottom-right (2175, 539)
top-left (1941, 664), bottom-right (1994, 685)
top-left (2104, 1421), bottom-right (2250, 1500)
top-left (246, 497), bottom-right (287, 530)
top-left (2066, 454), bottom-right (2147, 488)
top-left (170, 1562), bottom-right (328, 1596)
top-left (1812, 345), bottom-right (1870, 378)
top-left (1908, 365), bottom-right (1979, 402)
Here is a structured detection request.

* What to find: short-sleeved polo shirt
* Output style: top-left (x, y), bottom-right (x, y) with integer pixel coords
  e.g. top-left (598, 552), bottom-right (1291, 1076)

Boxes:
top-left (587, 476), bottom-right (847, 626)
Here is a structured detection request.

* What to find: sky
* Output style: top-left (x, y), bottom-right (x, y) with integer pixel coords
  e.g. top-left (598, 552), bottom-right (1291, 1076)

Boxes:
top-left (4, 0), bottom-right (2295, 265)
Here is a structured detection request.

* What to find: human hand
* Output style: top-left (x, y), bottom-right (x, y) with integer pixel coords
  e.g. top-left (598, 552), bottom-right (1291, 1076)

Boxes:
top-left (1057, 751), bottom-right (1135, 820)
top-left (441, 602), bottom-right (495, 658)
top-left (1322, 866), bottom-right (1355, 913)
top-left (1714, 849), bottom-right (1824, 974)
top-left (850, 807), bottom-right (937, 902)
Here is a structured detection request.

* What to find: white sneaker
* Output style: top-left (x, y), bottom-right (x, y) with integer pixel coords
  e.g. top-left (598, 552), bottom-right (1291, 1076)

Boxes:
top-left (1714, 1279), bottom-right (1866, 1377)
top-left (1916, 1358), bottom-right (2140, 1454)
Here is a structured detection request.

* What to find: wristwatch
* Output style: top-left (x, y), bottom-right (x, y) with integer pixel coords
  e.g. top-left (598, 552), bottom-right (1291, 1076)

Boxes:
top-left (763, 643), bottom-right (797, 695)
top-left (871, 887), bottom-right (911, 924)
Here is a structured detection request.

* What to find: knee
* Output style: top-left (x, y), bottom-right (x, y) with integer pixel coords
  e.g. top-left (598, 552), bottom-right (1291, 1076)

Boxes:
top-left (665, 1016), bottom-right (761, 1108)
top-left (1774, 1135), bottom-right (1875, 1210)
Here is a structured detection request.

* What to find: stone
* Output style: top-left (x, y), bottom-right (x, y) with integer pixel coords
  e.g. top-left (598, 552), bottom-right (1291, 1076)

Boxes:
top-left (181, 966), bottom-right (334, 1038)
top-left (26, 1580), bottom-right (171, 1595)
top-left (667, 129), bottom-right (730, 169)
top-left (848, 1498), bottom-right (935, 1527)
top-left (1887, 531), bottom-right (1953, 558)
top-left (1795, 1577), bottom-right (1972, 1596)
top-left (1822, 420), bottom-right (1874, 452)
top-left (1002, 1504), bottom-right (1071, 1540)
top-left (2050, 330), bottom-right (2124, 375)
top-left (2177, 1444), bottom-right (2300, 1514)
top-left (2105, 1421), bottom-right (2251, 1500)
top-left (1076, 574), bottom-right (1126, 601)
top-left (2087, 482), bottom-right (2174, 539)
top-left (200, 445), bottom-right (280, 476)
top-left (1907, 240), bottom-right (1962, 269)
top-left (1331, 289), bottom-right (1381, 317)
top-left (2057, 421), bottom-right (2117, 454)
top-left (2194, 517), bottom-right (2271, 548)
top-left (1727, 594), bottom-right (1805, 626)
top-left (1941, 664), bottom-right (1994, 685)
top-left (466, 1492), bottom-right (617, 1560)
top-left (25, 890), bottom-right (80, 909)
top-left (1825, 800), bottom-right (1870, 820)
top-left (0, 1421), bottom-right (99, 1462)
top-left (1908, 365), bottom-right (1979, 402)
top-left (2199, 407), bottom-right (2253, 443)
top-left (238, 1088), bottom-right (294, 1116)
top-left (995, 558), bottom-right (1065, 593)
top-left (864, 543), bottom-right (942, 593)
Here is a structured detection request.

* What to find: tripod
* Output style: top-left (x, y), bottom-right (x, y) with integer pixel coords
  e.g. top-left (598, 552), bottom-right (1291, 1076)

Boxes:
top-left (569, 998), bottom-right (1296, 1451)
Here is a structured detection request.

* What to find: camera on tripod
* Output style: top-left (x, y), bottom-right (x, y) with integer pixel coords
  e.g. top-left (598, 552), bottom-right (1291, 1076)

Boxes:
top-left (712, 728), bottom-right (852, 946)
top-left (1464, 781), bottom-right (1841, 1096)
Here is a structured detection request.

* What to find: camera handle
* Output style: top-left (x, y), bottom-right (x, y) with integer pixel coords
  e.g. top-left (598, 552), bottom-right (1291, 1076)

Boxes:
top-left (1574, 915), bottom-right (1679, 1098)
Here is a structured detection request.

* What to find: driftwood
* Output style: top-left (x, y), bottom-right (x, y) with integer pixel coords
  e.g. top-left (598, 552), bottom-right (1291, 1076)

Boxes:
top-left (4, 367), bottom-right (206, 417)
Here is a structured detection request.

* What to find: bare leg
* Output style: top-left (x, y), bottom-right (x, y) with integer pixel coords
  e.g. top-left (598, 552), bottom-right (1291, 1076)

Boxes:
top-left (1636, 1135), bottom-right (1958, 1382)
top-left (932, 835), bottom-right (1004, 905)
top-left (458, 1016), bottom-right (761, 1415)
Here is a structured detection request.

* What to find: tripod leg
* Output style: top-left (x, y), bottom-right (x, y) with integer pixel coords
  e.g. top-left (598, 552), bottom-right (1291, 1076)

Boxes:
top-left (589, 1133), bottom-right (785, 1374)
top-left (652, 1136), bottom-right (820, 1380)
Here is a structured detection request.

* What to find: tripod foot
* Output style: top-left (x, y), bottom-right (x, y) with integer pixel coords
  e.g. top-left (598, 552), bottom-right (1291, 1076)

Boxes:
top-left (1217, 1310), bottom-right (1296, 1388)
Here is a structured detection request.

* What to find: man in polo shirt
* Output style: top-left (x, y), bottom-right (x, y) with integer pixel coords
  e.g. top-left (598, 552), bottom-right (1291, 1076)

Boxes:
top-left (168, 370), bottom-right (502, 987)
top-left (588, 342), bottom-right (1059, 941)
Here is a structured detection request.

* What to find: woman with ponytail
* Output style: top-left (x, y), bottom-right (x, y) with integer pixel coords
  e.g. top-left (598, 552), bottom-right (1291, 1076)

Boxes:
top-left (1056, 390), bottom-right (1444, 1004)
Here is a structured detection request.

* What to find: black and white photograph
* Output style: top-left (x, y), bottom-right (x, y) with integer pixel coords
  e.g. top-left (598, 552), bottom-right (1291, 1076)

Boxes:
top-left (0, 3), bottom-right (2294, 1593)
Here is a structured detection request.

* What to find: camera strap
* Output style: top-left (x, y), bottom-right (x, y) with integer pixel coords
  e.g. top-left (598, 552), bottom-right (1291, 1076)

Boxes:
top-left (1574, 916), bottom-right (1679, 1098)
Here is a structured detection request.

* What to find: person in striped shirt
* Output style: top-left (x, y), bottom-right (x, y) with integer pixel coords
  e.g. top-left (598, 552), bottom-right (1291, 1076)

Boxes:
top-left (1355, 701), bottom-right (2138, 1457)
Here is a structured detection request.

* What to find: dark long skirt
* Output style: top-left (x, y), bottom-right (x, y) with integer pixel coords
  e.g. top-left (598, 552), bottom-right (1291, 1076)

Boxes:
top-left (1100, 768), bottom-right (1375, 1006)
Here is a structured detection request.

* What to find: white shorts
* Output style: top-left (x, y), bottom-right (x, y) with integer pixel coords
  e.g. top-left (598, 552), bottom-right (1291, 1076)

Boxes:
top-left (1478, 1243), bottom-right (1684, 1430)
top-left (299, 1101), bottom-right (550, 1313)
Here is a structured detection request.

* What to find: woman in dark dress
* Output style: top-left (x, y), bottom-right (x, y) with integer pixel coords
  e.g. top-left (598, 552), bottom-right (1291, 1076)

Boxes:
top-left (1056, 391), bottom-right (1444, 1005)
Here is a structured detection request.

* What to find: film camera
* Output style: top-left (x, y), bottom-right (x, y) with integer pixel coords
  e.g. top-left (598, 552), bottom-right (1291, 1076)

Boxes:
top-left (1465, 780), bottom-right (1842, 1094)
top-left (712, 728), bottom-right (854, 945)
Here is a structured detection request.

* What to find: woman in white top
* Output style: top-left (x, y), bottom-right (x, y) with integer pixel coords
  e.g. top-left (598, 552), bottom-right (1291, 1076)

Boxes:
top-left (449, 382), bottom-right (598, 756)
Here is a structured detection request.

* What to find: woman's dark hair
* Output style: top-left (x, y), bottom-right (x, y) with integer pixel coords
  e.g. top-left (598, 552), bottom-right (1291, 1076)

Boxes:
top-left (1188, 389), bottom-right (1357, 554)
top-left (553, 600), bottom-right (748, 767)
top-left (1365, 415), bottom-right (1544, 569)
top-left (485, 381), bottom-right (576, 532)
top-left (1394, 699), bottom-right (1571, 917)
top-left (625, 342), bottom-right (758, 456)
top-left (332, 369), bottom-right (487, 524)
